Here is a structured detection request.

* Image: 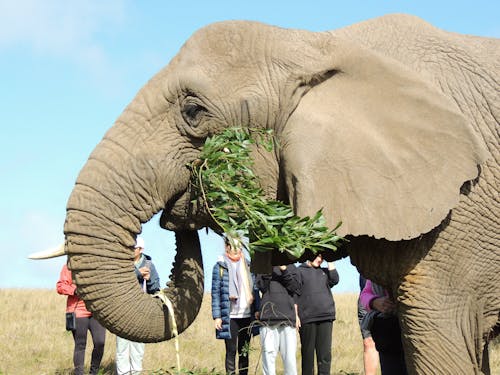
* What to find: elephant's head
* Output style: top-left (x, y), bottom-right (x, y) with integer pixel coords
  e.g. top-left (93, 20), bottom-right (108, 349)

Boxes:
top-left (61, 19), bottom-right (488, 342)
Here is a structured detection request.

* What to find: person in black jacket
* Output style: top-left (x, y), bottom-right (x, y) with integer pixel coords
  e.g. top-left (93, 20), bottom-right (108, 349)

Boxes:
top-left (256, 264), bottom-right (300, 375)
top-left (295, 253), bottom-right (339, 375)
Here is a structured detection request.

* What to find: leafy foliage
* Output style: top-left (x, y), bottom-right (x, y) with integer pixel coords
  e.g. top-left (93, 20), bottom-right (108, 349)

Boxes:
top-left (190, 127), bottom-right (346, 260)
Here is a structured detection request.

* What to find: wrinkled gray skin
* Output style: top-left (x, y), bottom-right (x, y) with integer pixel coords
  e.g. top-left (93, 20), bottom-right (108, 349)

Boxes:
top-left (63, 14), bottom-right (498, 374)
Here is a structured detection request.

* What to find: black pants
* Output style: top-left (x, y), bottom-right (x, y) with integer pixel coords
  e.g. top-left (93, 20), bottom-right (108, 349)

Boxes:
top-left (379, 351), bottom-right (408, 375)
top-left (299, 320), bottom-right (333, 375)
top-left (72, 316), bottom-right (106, 375)
top-left (371, 315), bottom-right (407, 375)
top-left (225, 317), bottom-right (251, 375)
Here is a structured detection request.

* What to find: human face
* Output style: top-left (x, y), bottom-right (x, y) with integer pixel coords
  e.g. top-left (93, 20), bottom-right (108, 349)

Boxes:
top-left (225, 243), bottom-right (241, 256)
top-left (134, 247), bottom-right (143, 261)
top-left (310, 253), bottom-right (323, 268)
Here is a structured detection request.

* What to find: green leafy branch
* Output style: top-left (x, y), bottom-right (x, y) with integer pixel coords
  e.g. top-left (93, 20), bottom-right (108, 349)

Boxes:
top-left (189, 127), bottom-right (346, 260)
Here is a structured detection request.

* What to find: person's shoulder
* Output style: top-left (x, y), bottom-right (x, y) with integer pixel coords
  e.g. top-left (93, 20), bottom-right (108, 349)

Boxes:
top-left (213, 256), bottom-right (226, 269)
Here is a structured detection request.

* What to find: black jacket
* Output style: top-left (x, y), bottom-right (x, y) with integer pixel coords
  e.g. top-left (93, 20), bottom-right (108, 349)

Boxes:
top-left (256, 265), bottom-right (300, 326)
top-left (295, 262), bottom-right (339, 324)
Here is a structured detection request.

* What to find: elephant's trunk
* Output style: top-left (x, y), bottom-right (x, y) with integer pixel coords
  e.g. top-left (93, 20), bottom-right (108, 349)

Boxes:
top-left (63, 101), bottom-right (204, 342)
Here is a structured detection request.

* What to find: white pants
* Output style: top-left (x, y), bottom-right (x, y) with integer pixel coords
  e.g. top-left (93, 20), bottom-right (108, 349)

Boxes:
top-left (116, 336), bottom-right (145, 375)
top-left (260, 324), bottom-right (297, 375)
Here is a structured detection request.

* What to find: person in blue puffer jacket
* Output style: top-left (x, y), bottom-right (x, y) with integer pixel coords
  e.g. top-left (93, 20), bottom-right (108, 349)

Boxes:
top-left (211, 236), bottom-right (260, 375)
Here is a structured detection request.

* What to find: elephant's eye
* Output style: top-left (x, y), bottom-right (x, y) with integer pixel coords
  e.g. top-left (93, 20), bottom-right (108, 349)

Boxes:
top-left (181, 102), bottom-right (207, 128)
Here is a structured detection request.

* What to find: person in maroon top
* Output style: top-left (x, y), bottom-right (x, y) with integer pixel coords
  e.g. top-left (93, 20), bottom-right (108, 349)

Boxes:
top-left (57, 262), bottom-right (106, 375)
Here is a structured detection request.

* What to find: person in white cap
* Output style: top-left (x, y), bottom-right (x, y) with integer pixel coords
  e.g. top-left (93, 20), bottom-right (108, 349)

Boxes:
top-left (116, 236), bottom-right (160, 375)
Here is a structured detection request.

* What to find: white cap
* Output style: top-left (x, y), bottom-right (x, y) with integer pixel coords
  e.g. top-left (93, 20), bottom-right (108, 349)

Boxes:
top-left (135, 236), bottom-right (145, 249)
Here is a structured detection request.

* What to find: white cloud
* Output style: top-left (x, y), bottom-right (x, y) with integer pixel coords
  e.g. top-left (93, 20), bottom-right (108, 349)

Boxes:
top-left (0, 0), bottom-right (125, 54)
top-left (0, 0), bottom-right (126, 93)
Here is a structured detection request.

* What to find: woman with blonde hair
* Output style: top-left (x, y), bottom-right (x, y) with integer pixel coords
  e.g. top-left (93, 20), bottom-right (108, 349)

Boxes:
top-left (211, 236), bottom-right (260, 375)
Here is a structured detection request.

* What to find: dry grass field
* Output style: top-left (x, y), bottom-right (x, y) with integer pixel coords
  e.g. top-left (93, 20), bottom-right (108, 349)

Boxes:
top-left (0, 289), bottom-right (498, 374)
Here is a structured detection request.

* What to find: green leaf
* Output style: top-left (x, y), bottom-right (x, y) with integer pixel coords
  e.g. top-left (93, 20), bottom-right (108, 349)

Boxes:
top-left (190, 127), bottom-right (347, 260)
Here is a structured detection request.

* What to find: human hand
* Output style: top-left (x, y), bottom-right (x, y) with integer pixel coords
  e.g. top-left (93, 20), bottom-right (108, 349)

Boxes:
top-left (139, 267), bottom-right (150, 280)
top-left (322, 251), bottom-right (337, 262)
top-left (296, 316), bottom-right (301, 329)
top-left (214, 318), bottom-right (222, 330)
top-left (372, 296), bottom-right (397, 314)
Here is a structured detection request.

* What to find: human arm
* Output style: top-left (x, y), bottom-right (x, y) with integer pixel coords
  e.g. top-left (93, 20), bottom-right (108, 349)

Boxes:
top-left (56, 265), bottom-right (77, 296)
top-left (370, 295), bottom-right (397, 314)
top-left (255, 273), bottom-right (272, 293)
top-left (359, 279), bottom-right (376, 311)
top-left (294, 303), bottom-right (301, 329)
top-left (326, 262), bottom-right (339, 288)
top-left (252, 273), bottom-right (261, 314)
top-left (293, 270), bottom-right (302, 328)
top-left (278, 264), bottom-right (301, 294)
top-left (211, 263), bottom-right (222, 321)
top-left (360, 279), bottom-right (396, 313)
top-left (145, 262), bottom-right (161, 293)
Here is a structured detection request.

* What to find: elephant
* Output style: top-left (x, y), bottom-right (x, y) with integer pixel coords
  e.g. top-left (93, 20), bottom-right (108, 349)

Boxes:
top-left (38, 14), bottom-right (498, 374)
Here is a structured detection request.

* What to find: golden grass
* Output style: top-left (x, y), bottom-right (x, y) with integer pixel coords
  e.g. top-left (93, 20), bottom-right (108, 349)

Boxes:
top-left (0, 289), bottom-right (498, 374)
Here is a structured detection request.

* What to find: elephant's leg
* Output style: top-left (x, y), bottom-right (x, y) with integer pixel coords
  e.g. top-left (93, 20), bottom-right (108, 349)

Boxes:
top-left (399, 292), bottom-right (484, 373)
top-left (399, 257), bottom-right (488, 374)
top-left (350, 221), bottom-right (496, 375)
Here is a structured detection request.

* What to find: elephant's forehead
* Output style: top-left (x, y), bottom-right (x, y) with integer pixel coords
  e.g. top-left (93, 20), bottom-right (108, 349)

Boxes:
top-left (178, 21), bottom-right (278, 65)
top-left (171, 26), bottom-right (272, 88)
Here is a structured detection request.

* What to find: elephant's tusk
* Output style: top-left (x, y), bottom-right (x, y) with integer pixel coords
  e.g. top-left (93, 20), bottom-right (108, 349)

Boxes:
top-left (28, 243), bottom-right (66, 259)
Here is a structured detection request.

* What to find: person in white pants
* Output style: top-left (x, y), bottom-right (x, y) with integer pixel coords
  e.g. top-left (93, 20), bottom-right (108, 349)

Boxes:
top-left (116, 236), bottom-right (160, 375)
top-left (256, 264), bottom-right (300, 375)
top-left (260, 323), bottom-right (297, 374)
top-left (116, 339), bottom-right (145, 375)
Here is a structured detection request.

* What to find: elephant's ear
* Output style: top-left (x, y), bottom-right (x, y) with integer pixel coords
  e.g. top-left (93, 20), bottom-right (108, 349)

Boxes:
top-left (281, 40), bottom-right (488, 241)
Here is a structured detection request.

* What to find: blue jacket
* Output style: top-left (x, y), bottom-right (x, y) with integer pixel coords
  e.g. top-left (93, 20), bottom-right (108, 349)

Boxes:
top-left (134, 254), bottom-right (160, 294)
top-left (211, 258), bottom-right (260, 339)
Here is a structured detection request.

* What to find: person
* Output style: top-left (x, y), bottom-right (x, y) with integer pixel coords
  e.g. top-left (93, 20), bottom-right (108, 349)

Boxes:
top-left (116, 236), bottom-right (161, 375)
top-left (211, 236), bottom-right (260, 375)
top-left (295, 253), bottom-right (339, 375)
top-left (256, 264), bottom-right (300, 375)
top-left (357, 275), bottom-right (380, 375)
top-left (360, 279), bottom-right (407, 375)
top-left (57, 261), bottom-right (106, 375)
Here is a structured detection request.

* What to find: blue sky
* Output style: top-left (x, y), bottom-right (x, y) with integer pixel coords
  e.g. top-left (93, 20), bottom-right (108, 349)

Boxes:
top-left (1, 1), bottom-right (498, 293)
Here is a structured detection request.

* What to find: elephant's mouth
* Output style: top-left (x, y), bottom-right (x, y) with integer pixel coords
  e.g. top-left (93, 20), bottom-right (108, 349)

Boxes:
top-left (159, 190), bottom-right (217, 232)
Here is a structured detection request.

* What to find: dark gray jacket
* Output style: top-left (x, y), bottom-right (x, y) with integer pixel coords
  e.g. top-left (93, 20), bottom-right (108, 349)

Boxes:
top-left (295, 262), bottom-right (339, 324)
top-left (256, 265), bottom-right (300, 326)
